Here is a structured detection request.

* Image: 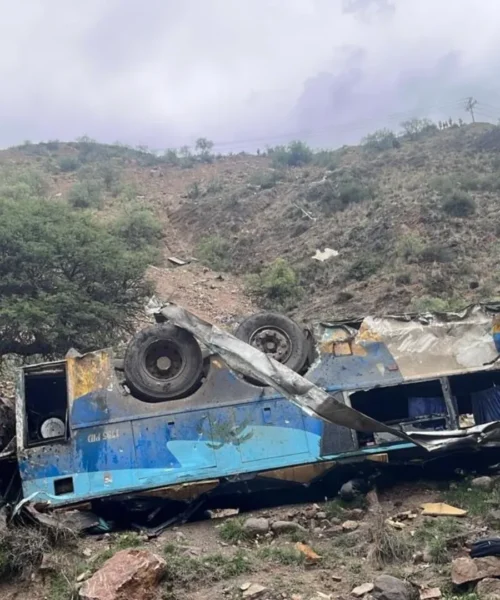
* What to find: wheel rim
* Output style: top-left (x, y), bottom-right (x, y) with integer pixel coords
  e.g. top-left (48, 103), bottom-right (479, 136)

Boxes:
top-left (249, 326), bottom-right (293, 363)
top-left (144, 340), bottom-right (185, 382)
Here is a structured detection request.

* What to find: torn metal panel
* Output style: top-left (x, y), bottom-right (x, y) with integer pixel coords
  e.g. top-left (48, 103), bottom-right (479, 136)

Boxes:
top-left (318, 304), bottom-right (500, 381)
top-left (153, 304), bottom-right (430, 449)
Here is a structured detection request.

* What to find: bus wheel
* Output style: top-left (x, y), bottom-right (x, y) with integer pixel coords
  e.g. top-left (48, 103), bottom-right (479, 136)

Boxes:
top-left (124, 324), bottom-right (203, 402)
top-left (235, 312), bottom-right (310, 385)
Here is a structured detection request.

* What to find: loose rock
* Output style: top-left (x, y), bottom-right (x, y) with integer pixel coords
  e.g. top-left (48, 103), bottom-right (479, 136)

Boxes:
top-left (271, 520), bottom-right (306, 534)
top-left (477, 578), bottom-right (500, 600)
top-left (452, 557), bottom-right (500, 585)
top-left (243, 517), bottom-right (269, 536)
top-left (372, 575), bottom-right (413, 600)
top-left (472, 476), bottom-right (494, 490)
top-left (242, 583), bottom-right (268, 598)
top-left (352, 583), bottom-right (374, 597)
top-left (342, 520), bottom-right (359, 532)
top-left (420, 588), bottom-right (441, 600)
top-left (79, 548), bottom-right (166, 600)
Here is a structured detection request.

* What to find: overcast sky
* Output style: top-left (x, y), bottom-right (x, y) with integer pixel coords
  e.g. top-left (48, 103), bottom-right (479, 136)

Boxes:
top-left (2, 0), bottom-right (500, 151)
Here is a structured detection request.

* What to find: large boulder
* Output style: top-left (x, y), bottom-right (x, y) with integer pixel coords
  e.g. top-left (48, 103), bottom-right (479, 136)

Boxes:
top-left (372, 575), bottom-right (414, 600)
top-left (452, 557), bottom-right (500, 586)
top-left (79, 548), bottom-right (166, 600)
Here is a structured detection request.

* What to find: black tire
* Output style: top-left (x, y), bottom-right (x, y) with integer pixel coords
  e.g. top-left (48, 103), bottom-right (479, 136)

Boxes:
top-left (235, 312), bottom-right (310, 385)
top-left (124, 324), bottom-right (203, 402)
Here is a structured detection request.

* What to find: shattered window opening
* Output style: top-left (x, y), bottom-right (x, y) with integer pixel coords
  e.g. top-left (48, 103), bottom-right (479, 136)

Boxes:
top-left (449, 371), bottom-right (500, 428)
top-left (350, 379), bottom-right (447, 447)
top-left (24, 364), bottom-right (69, 447)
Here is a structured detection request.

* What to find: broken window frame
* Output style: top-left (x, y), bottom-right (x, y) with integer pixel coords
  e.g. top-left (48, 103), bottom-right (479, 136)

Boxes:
top-left (19, 361), bottom-right (71, 449)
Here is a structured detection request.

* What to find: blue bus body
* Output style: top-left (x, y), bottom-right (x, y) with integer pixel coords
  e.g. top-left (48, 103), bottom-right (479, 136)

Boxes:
top-left (16, 313), bottom-right (500, 508)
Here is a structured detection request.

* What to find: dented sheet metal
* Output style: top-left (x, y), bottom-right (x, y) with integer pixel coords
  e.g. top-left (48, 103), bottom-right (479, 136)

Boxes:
top-left (154, 304), bottom-right (433, 449)
top-left (319, 304), bottom-right (500, 381)
top-left (154, 304), bottom-right (500, 453)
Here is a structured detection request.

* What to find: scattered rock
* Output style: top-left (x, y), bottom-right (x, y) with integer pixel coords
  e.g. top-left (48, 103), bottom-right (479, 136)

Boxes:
top-left (316, 512), bottom-right (327, 520)
top-left (240, 582), bottom-right (252, 591)
top-left (79, 548), bottom-right (166, 600)
top-left (242, 583), bottom-right (268, 598)
top-left (451, 556), bottom-right (500, 585)
top-left (488, 509), bottom-right (500, 525)
top-left (472, 476), bottom-right (494, 490)
top-left (332, 575), bottom-right (343, 582)
top-left (420, 588), bottom-right (441, 600)
top-left (243, 517), bottom-right (269, 536)
top-left (477, 578), bottom-right (500, 600)
top-left (352, 583), bottom-right (374, 597)
top-left (342, 520), bottom-right (359, 532)
top-left (82, 548), bottom-right (93, 558)
top-left (271, 520), bottom-right (306, 534)
top-left (372, 575), bottom-right (413, 600)
top-left (344, 509), bottom-right (365, 521)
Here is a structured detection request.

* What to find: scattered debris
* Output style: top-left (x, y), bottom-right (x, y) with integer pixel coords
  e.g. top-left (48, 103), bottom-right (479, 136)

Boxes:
top-left (295, 542), bottom-right (321, 563)
top-left (167, 256), bottom-right (189, 267)
top-left (386, 518), bottom-right (405, 530)
top-left (451, 556), bottom-right (500, 585)
top-left (243, 517), bottom-right (269, 536)
top-left (419, 588), bottom-right (441, 600)
top-left (312, 248), bottom-right (339, 262)
top-left (471, 538), bottom-right (500, 558)
top-left (352, 582), bottom-right (374, 597)
top-left (207, 508), bottom-right (239, 519)
top-left (79, 549), bottom-right (166, 600)
top-left (242, 583), bottom-right (268, 599)
top-left (421, 502), bottom-right (467, 517)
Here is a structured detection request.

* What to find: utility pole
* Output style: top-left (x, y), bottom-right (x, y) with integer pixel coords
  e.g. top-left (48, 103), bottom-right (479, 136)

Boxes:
top-left (465, 97), bottom-right (478, 123)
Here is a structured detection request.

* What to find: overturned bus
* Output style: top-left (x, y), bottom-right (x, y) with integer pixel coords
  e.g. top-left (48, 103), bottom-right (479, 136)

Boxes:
top-left (10, 302), bottom-right (500, 515)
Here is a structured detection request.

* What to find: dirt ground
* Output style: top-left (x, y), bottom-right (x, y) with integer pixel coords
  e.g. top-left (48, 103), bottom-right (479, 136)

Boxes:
top-left (1, 470), bottom-right (499, 600)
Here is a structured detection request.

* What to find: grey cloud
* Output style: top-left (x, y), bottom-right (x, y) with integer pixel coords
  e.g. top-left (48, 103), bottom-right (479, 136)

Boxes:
top-left (1, 0), bottom-right (500, 151)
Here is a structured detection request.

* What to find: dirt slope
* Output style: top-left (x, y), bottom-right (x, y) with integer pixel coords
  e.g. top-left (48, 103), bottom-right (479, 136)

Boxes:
top-left (3, 123), bottom-right (500, 326)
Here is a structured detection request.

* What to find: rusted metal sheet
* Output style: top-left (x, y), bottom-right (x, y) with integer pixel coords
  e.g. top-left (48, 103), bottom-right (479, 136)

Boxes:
top-left (66, 351), bottom-right (113, 402)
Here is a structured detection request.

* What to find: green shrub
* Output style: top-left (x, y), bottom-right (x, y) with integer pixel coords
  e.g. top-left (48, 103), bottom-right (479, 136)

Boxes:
top-left (346, 256), bottom-right (382, 281)
top-left (338, 180), bottom-right (374, 206)
top-left (248, 170), bottom-right (279, 189)
top-left (412, 296), bottom-right (454, 312)
top-left (400, 118), bottom-right (437, 140)
top-left (442, 190), bottom-right (476, 217)
top-left (396, 234), bottom-right (425, 263)
top-left (269, 141), bottom-right (313, 168)
top-left (186, 181), bottom-right (201, 199)
top-left (418, 244), bottom-right (454, 263)
top-left (99, 163), bottom-right (121, 191)
top-left (195, 138), bottom-right (214, 162)
top-left (312, 150), bottom-right (339, 169)
top-left (247, 258), bottom-right (303, 310)
top-left (58, 156), bottom-right (80, 172)
top-left (206, 177), bottom-right (224, 194)
top-left (307, 178), bottom-right (374, 212)
top-left (112, 207), bottom-right (163, 255)
top-left (68, 179), bottom-right (103, 209)
top-left (196, 236), bottom-right (232, 271)
top-left (164, 149), bottom-right (180, 165)
top-left (362, 129), bottom-right (399, 152)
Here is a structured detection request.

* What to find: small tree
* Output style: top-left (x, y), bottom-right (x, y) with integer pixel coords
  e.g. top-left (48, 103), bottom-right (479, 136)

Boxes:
top-left (195, 138), bottom-right (214, 162)
top-left (400, 118), bottom-right (437, 140)
top-left (362, 129), bottom-right (398, 152)
top-left (0, 198), bottom-right (153, 357)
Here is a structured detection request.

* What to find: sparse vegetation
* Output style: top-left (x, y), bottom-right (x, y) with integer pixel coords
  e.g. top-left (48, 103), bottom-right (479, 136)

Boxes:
top-left (442, 189), bottom-right (476, 217)
top-left (247, 258), bottom-right (303, 310)
top-left (112, 206), bottom-right (164, 256)
top-left (248, 169), bottom-right (280, 189)
top-left (259, 546), bottom-right (305, 566)
top-left (68, 179), bottom-right (103, 209)
top-left (369, 514), bottom-right (414, 568)
top-left (269, 141), bottom-right (313, 168)
top-left (346, 256), bottom-right (382, 281)
top-left (362, 128), bottom-right (399, 152)
top-left (218, 518), bottom-right (249, 543)
top-left (196, 235), bottom-right (232, 271)
top-left (58, 156), bottom-right (80, 172)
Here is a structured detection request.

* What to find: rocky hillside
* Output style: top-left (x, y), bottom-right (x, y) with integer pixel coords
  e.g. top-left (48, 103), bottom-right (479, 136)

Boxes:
top-left (3, 122), bottom-right (500, 325)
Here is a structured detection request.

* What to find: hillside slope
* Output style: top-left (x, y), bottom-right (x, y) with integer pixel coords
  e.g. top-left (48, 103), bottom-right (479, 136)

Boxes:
top-left (3, 123), bottom-right (500, 324)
